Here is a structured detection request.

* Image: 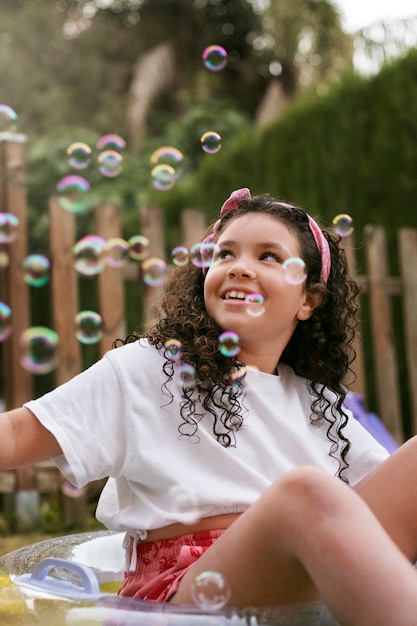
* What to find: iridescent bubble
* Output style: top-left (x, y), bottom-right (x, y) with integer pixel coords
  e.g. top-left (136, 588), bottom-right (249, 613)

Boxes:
top-left (62, 481), bottom-right (85, 498)
top-left (128, 235), bottom-right (150, 261)
top-left (151, 164), bottom-right (176, 191)
top-left (332, 213), bottom-right (354, 237)
top-left (75, 310), bottom-right (103, 345)
top-left (201, 131), bottom-right (222, 154)
top-left (0, 302), bottom-right (12, 342)
top-left (96, 134), bottom-right (127, 152)
top-left (202, 45), bottom-right (228, 71)
top-left (104, 237), bottom-right (129, 268)
top-left (19, 326), bottom-right (59, 374)
top-left (97, 149), bottom-right (123, 177)
top-left (191, 571), bottom-right (231, 611)
top-left (180, 363), bottom-right (197, 388)
top-left (73, 235), bottom-right (106, 276)
top-left (0, 212), bottom-right (19, 244)
top-left (66, 142), bottom-right (92, 169)
top-left (164, 338), bottom-right (182, 362)
top-left (218, 331), bottom-right (240, 357)
top-left (150, 146), bottom-right (184, 171)
top-left (56, 174), bottom-right (91, 213)
top-left (190, 243), bottom-right (203, 268)
top-left (172, 245), bottom-right (189, 267)
top-left (201, 242), bottom-right (221, 269)
top-left (167, 484), bottom-right (200, 525)
top-left (0, 104), bottom-right (18, 132)
top-left (245, 293), bottom-right (265, 317)
top-left (22, 254), bottom-right (50, 287)
top-left (142, 257), bottom-right (168, 286)
top-left (283, 257), bottom-right (307, 285)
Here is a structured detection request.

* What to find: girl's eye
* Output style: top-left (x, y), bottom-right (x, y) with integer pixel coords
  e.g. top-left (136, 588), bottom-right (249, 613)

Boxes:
top-left (260, 252), bottom-right (281, 262)
top-left (217, 249), bottom-right (233, 260)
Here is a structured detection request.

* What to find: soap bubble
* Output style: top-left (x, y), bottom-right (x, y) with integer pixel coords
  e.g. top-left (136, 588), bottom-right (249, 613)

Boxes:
top-left (56, 175), bottom-right (91, 213)
top-left (202, 45), bottom-right (228, 71)
top-left (283, 257), bottom-right (307, 285)
top-left (172, 245), bottom-right (189, 267)
top-left (142, 257), bottom-right (168, 286)
top-left (96, 134), bottom-right (126, 152)
top-left (0, 212), bottom-right (19, 244)
top-left (22, 254), bottom-right (50, 287)
top-left (0, 104), bottom-right (18, 132)
top-left (190, 242), bottom-right (220, 269)
top-left (19, 326), bottom-right (59, 374)
top-left (128, 235), bottom-right (150, 261)
top-left (151, 163), bottom-right (176, 191)
top-left (66, 142), bottom-right (92, 169)
top-left (164, 338), bottom-right (182, 362)
top-left (104, 237), bottom-right (129, 268)
top-left (73, 235), bottom-right (106, 276)
top-left (167, 484), bottom-right (200, 524)
top-left (180, 363), bottom-right (197, 388)
top-left (218, 331), bottom-right (240, 357)
top-left (191, 571), bottom-right (231, 611)
top-left (201, 131), bottom-right (222, 154)
top-left (332, 213), bottom-right (353, 237)
top-left (245, 293), bottom-right (265, 317)
top-left (150, 146), bottom-right (184, 178)
top-left (98, 149), bottom-right (123, 177)
top-left (0, 302), bottom-right (12, 342)
top-left (75, 310), bottom-right (103, 344)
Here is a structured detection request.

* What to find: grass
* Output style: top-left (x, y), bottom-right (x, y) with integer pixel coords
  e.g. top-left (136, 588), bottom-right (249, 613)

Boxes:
top-left (0, 532), bottom-right (66, 558)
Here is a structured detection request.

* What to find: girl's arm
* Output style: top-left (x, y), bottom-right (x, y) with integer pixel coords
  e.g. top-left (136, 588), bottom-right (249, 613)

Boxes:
top-left (0, 407), bottom-right (62, 470)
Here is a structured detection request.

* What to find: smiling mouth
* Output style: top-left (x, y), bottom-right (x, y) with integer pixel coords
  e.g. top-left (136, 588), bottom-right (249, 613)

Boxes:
top-left (223, 290), bottom-right (248, 300)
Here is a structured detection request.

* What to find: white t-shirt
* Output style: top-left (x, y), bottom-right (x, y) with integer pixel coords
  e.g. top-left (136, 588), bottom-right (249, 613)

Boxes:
top-left (25, 339), bottom-right (389, 536)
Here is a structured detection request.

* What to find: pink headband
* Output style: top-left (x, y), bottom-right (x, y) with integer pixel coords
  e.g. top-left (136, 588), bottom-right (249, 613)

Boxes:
top-left (202, 188), bottom-right (331, 284)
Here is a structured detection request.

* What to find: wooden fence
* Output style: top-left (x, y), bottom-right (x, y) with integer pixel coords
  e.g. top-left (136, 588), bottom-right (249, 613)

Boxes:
top-left (1, 134), bottom-right (417, 527)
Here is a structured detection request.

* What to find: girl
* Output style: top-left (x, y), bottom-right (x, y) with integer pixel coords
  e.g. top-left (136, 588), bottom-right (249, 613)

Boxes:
top-left (0, 189), bottom-right (393, 620)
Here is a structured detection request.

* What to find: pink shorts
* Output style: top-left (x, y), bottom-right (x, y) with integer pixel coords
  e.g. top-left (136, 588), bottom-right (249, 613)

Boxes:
top-left (119, 529), bottom-right (225, 602)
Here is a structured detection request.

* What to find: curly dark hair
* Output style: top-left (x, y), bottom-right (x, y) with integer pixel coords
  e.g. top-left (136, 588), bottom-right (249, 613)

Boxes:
top-left (117, 193), bottom-right (360, 482)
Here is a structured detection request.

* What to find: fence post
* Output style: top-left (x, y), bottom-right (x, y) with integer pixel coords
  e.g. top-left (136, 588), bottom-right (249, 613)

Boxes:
top-left (398, 228), bottom-right (417, 435)
top-left (364, 225), bottom-right (403, 443)
top-left (0, 135), bottom-right (33, 407)
top-left (49, 196), bottom-right (82, 385)
top-left (140, 205), bottom-right (166, 327)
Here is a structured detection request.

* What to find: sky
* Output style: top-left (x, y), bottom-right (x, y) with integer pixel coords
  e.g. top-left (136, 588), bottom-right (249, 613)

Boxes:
top-left (334, 0), bottom-right (417, 32)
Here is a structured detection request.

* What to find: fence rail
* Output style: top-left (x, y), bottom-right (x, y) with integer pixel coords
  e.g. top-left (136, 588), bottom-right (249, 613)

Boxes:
top-left (1, 135), bottom-right (417, 527)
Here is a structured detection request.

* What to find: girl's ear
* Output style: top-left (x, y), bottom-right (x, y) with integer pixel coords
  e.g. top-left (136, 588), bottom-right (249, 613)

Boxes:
top-left (296, 290), bottom-right (323, 321)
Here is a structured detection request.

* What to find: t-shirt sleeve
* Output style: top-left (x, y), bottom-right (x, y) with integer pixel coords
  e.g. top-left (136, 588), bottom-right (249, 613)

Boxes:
top-left (343, 410), bottom-right (390, 485)
top-left (24, 353), bottom-right (128, 488)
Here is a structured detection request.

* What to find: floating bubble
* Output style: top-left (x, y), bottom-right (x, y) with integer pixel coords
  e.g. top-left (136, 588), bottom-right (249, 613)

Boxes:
top-left (62, 481), bottom-right (85, 498)
top-left (332, 213), bottom-right (354, 237)
top-left (0, 212), bottom-right (19, 244)
top-left (0, 302), bottom-right (12, 342)
top-left (191, 571), bottom-right (231, 611)
top-left (0, 104), bottom-right (18, 132)
top-left (19, 326), bottom-right (59, 374)
top-left (190, 242), bottom-right (220, 269)
top-left (245, 293), bottom-right (265, 317)
top-left (167, 484), bottom-right (200, 524)
top-left (96, 134), bottom-right (126, 152)
top-left (66, 142), bottom-right (92, 169)
top-left (151, 163), bottom-right (176, 191)
top-left (283, 257), bottom-right (307, 285)
top-left (180, 362), bottom-right (197, 388)
top-left (202, 45), bottom-right (228, 71)
top-left (201, 131), bottom-right (222, 154)
top-left (97, 149), bottom-right (123, 177)
top-left (172, 245), bottom-right (189, 267)
top-left (150, 146), bottom-right (184, 170)
top-left (104, 237), bottom-right (129, 268)
top-left (22, 254), bottom-right (51, 287)
top-left (128, 235), bottom-right (150, 261)
top-left (142, 257), bottom-right (168, 286)
top-left (164, 338), bottom-right (182, 362)
top-left (75, 310), bottom-right (103, 344)
top-left (218, 331), bottom-right (240, 357)
top-left (73, 235), bottom-right (106, 276)
top-left (56, 174), bottom-right (91, 213)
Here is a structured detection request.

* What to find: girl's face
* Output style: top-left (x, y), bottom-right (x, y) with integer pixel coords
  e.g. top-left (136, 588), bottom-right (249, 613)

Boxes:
top-left (204, 213), bottom-right (319, 368)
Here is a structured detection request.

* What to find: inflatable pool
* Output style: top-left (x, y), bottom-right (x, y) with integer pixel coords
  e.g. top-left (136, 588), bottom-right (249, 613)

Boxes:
top-left (0, 530), bottom-right (338, 625)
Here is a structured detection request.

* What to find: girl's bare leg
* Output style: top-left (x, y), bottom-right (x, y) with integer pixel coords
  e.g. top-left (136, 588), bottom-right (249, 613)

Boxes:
top-left (172, 466), bottom-right (417, 626)
top-left (355, 434), bottom-right (417, 562)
